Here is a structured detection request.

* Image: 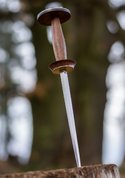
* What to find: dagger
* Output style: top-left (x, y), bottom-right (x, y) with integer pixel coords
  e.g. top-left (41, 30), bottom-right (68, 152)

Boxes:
top-left (37, 7), bottom-right (81, 167)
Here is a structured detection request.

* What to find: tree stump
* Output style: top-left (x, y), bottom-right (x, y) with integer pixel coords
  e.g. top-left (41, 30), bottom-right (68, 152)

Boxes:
top-left (0, 164), bottom-right (121, 178)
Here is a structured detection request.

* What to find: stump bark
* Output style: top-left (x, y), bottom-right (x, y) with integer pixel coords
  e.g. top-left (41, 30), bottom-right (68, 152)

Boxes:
top-left (0, 164), bottom-right (121, 178)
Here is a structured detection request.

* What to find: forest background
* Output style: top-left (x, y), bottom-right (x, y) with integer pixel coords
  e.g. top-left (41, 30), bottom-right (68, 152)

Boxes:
top-left (0, 0), bottom-right (125, 177)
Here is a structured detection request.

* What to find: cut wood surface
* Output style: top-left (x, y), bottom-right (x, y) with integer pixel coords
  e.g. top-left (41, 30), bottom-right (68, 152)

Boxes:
top-left (0, 164), bottom-right (121, 178)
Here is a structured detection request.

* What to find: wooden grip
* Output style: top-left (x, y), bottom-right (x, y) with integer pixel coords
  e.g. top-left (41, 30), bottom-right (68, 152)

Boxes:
top-left (51, 17), bottom-right (67, 61)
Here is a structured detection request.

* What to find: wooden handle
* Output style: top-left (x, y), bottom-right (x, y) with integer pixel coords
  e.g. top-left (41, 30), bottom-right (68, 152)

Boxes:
top-left (51, 17), bottom-right (67, 61)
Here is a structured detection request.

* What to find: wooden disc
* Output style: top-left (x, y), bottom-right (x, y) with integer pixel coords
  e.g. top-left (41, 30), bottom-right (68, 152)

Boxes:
top-left (49, 59), bottom-right (76, 74)
top-left (37, 7), bottom-right (71, 26)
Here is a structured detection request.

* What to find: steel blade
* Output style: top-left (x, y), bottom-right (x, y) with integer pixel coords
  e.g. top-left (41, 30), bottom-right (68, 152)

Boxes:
top-left (60, 70), bottom-right (81, 167)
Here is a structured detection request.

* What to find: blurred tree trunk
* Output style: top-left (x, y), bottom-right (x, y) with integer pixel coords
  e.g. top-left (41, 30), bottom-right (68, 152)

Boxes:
top-left (27, 0), bottom-right (115, 170)
top-left (70, 1), bottom-right (111, 165)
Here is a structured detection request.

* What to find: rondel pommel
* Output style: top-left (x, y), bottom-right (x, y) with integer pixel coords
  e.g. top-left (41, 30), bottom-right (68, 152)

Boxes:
top-left (37, 7), bottom-right (76, 74)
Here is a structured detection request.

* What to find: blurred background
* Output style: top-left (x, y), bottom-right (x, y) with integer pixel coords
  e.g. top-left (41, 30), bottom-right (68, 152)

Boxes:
top-left (0, 0), bottom-right (125, 176)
